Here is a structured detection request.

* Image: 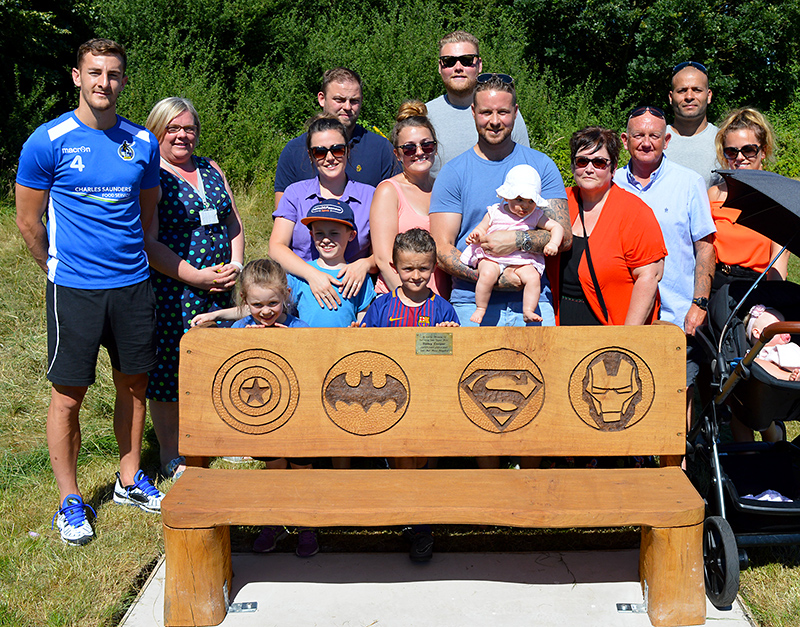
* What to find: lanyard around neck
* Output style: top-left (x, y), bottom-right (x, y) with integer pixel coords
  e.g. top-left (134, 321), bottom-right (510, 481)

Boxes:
top-left (161, 157), bottom-right (208, 207)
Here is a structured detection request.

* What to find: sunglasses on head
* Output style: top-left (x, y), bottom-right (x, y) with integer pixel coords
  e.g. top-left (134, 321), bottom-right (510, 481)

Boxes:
top-left (672, 61), bottom-right (708, 76)
top-left (398, 140), bottom-right (437, 157)
top-left (477, 73), bottom-right (514, 85)
top-left (723, 144), bottom-right (761, 160)
top-left (628, 105), bottom-right (666, 120)
top-left (310, 144), bottom-right (347, 160)
top-left (439, 54), bottom-right (478, 68)
top-left (573, 156), bottom-right (611, 170)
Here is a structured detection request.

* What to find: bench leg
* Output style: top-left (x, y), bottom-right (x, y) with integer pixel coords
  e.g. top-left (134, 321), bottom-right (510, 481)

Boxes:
top-left (163, 524), bottom-right (232, 627)
top-left (640, 523), bottom-right (705, 626)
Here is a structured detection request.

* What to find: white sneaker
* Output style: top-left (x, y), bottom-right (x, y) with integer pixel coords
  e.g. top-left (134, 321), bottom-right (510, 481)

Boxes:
top-left (52, 494), bottom-right (95, 546)
top-left (113, 470), bottom-right (164, 513)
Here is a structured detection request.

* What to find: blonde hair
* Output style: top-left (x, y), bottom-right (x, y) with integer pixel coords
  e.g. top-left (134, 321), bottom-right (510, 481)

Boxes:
top-left (236, 259), bottom-right (292, 310)
top-left (716, 107), bottom-right (776, 166)
top-left (438, 30), bottom-right (480, 55)
top-left (390, 100), bottom-right (437, 147)
top-left (145, 97), bottom-right (201, 143)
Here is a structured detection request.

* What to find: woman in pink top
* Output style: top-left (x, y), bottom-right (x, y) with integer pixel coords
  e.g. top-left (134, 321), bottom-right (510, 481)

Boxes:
top-left (370, 101), bottom-right (450, 297)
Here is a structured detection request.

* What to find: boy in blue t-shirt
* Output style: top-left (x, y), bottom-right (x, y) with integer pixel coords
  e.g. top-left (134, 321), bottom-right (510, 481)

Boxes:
top-left (360, 228), bottom-right (458, 562)
top-left (361, 228), bottom-right (459, 328)
top-left (293, 200), bottom-right (375, 326)
top-left (193, 200), bottom-right (374, 329)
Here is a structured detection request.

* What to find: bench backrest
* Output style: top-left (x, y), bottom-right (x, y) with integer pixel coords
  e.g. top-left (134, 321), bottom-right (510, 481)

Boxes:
top-left (178, 325), bottom-right (685, 460)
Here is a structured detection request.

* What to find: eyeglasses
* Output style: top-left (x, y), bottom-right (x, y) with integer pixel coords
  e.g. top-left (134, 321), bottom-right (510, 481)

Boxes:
top-left (672, 61), bottom-right (708, 76)
top-left (310, 144), bottom-right (347, 160)
top-left (165, 124), bottom-right (198, 135)
top-left (573, 156), bottom-right (611, 170)
top-left (477, 73), bottom-right (514, 85)
top-left (439, 54), bottom-right (478, 68)
top-left (628, 105), bottom-right (666, 120)
top-left (722, 144), bottom-right (761, 160)
top-left (398, 140), bottom-right (437, 157)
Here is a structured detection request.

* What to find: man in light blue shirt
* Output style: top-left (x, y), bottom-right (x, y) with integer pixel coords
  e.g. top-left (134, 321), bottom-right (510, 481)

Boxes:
top-left (429, 74), bottom-right (569, 328)
top-left (614, 106), bottom-right (715, 335)
top-left (614, 105), bottom-right (715, 426)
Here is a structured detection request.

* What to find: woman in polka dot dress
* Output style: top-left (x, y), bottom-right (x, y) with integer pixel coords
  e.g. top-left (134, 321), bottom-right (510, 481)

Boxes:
top-left (144, 97), bottom-right (244, 479)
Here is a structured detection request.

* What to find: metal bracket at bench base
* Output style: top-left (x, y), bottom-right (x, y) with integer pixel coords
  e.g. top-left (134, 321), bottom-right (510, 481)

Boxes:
top-left (228, 602), bottom-right (258, 614)
top-left (617, 603), bottom-right (647, 614)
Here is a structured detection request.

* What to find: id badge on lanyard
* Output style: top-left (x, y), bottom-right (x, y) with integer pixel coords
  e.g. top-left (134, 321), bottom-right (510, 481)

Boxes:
top-left (162, 157), bottom-right (219, 225)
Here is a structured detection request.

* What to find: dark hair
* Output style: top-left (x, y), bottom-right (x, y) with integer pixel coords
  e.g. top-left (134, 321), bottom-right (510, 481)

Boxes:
top-left (473, 75), bottom-right (516, 107)
top-left (569, 126), bottom-right (621, 170)
top-left (391, 100), bottom-right (437, 147)
top-left (77, 38), bottom-right (127, 73)
top-left (321, 67), bottom-right (363, 95)
top-left (305, 113), bottom-right (349, 163)
top-left (236, 259), bottom-right (292, 310)
top-left (392, 228), bottom-right (437, 264)
top-left (716, 107), bottom-right (776, 164)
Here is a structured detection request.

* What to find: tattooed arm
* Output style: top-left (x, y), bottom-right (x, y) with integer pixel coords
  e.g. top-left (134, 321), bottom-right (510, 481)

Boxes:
top-left (481, 198), bottom-right (572, 257)
top-left (429, 211), bottom-right (479, 283)
top-left (428, 211), bottom-right (524, 291)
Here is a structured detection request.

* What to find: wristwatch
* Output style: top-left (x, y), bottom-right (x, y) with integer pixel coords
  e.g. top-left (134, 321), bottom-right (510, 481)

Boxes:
top-left (691, 297), bottom-right (709, 311)
top-left (519, 231), bottom-right (534, 253)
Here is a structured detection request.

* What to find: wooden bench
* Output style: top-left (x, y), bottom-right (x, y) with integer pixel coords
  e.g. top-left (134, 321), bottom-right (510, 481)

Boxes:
top-left (162, 325), bottom-right (705, 627)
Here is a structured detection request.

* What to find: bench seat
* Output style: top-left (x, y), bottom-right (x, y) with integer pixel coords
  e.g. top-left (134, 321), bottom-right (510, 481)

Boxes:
top-left (163, 467), bottom-right (703, 529)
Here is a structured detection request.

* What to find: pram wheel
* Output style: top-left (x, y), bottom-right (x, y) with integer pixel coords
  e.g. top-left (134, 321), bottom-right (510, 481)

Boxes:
top-left (703, 516), bottom-right (740, 608)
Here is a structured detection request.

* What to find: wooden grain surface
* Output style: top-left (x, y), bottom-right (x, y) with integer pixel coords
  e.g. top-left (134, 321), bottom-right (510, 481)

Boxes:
top-left (162, 466), bottom-right (704, 529)
top-left (178, 325), bottom-right (686, 458)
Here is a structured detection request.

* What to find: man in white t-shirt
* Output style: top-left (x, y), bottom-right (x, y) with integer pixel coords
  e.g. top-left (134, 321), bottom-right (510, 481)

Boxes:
top-left (664, 61), bottom-right (722, 188)
top-left (425, 30), bottom-right (530, 178)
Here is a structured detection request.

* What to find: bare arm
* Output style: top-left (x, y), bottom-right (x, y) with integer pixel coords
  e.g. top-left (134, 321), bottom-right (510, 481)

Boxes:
top-left (481, 198), bottom-right (572, 256)
top-left (429, 211), bottom-right (522, 291)
top-left (767, 240), bottom-right (789, 280)
top-left (212, 160), bottom-right (245, 270)
top-left (685, 234), bottom-right (715, 336)
top-left (15, 184), bottom-right (50, 272)
top-left (274, 191), bottom-right (284, 213)
top-left (625, 260), bottom-right (664, 325)
top-left (370, 180), bottom-right (402, 291)
top-left (429, 211), bottom-right (479, 284)
top-left (144, 188), bottom-right (238, 293)
top-left (465, 213), bottom-right (492, 245)
top-left (268, 216), bottom-right (343, 310)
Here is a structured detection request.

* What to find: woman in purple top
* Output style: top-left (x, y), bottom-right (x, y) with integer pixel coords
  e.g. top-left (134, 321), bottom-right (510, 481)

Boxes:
top-left (270, 114), bottom-right (376, 311)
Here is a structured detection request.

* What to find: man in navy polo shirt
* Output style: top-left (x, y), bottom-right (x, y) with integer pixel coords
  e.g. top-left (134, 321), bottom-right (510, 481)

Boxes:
top-left (273, 67), bottom-right (398, 209)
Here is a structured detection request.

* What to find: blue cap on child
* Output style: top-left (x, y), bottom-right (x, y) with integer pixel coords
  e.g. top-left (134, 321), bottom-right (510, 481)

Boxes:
top-left (300, 199), bottom-right (357, 231)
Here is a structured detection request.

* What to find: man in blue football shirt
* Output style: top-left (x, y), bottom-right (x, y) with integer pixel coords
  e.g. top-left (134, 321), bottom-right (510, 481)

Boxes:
top-left (16, 39), bottom-right (164, 546)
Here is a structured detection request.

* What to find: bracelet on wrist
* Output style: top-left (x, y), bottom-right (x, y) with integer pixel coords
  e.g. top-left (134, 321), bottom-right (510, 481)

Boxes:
top-left (230, 261), bottom-right (244, 271)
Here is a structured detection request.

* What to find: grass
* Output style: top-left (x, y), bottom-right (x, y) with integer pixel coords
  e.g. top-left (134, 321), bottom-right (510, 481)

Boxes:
top-left (1, 189), bottom-right (800, 626)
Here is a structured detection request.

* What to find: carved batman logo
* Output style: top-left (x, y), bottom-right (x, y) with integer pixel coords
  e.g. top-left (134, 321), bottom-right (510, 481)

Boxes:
top-left (322, 351), bottom-right (410, 435)
top-left (325, 372), bottom-right (408, 413)
top-left (569, 347), bottom-right (654, 431)
top-left (458, 349), bottom-right (544, 433)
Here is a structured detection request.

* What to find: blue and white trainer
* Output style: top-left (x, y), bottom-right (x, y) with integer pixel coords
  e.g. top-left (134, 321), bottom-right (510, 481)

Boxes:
top-left (113, 470), bottom-right (164, 513)
top-left (52, 494), bottom-right (96, 546)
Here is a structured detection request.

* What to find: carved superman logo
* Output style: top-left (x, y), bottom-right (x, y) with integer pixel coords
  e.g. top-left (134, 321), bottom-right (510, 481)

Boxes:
top-left (461, 369), bottom-right (543, 431)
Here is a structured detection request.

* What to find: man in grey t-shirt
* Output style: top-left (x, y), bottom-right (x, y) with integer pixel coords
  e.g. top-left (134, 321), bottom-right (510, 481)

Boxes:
top-left (426, 30), bottom-right (529, 178)
top-left (664, 61), bottom-right (722, 188)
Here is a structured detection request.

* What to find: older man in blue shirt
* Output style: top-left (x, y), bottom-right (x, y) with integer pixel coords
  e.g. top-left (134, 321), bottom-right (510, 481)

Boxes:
top-left (613, 105), bottom-right (715, 429)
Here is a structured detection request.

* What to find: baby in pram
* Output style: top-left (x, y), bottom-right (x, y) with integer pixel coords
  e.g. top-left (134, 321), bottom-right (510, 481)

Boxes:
top-left (746, 304), bottom-right (800, 382)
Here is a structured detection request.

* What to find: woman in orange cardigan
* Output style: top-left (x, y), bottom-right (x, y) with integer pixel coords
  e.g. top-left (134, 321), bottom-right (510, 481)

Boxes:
top-left (548, 127), bottom-right (667, 326)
